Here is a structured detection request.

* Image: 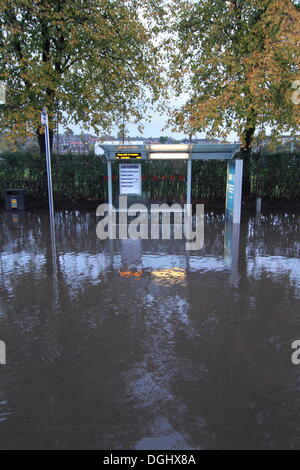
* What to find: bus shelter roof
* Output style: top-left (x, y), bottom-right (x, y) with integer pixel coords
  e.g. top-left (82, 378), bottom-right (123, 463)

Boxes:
top-left (99, 143), bottom-right (240, 161)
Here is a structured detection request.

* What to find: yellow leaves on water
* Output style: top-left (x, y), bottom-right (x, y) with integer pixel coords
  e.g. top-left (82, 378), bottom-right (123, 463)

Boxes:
top-left (151, 268), bottom-right (186, 285)
top-left (119, 271), bottom-right (143, 278)
top-left (118, 268), bottom-right (186, 285)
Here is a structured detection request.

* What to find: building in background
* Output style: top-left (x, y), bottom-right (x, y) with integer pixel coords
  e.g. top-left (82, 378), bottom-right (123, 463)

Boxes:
top-left (53, 134), bottom-right (222, 155)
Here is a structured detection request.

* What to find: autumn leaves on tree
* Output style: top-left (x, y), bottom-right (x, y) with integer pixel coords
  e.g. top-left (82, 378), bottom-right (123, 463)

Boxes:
top-left (170, 0), bottom-right (300, 153)
top-left (0, 0), bottom-right (299, 153)
top-left (0, 0), bottom-right (165, 154)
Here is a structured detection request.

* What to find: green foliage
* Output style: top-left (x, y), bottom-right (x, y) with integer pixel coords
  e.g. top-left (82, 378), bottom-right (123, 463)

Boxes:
top-left (0, 151), bottom-right (107, 201)
top-left (54, 153), bottom-right (107, 201)
top-left (1, 151), bottom-right (299, 204)
top-left (251, 152), bottom-right (300, 198)
top-left (0, 151), bottom-right (45, 196)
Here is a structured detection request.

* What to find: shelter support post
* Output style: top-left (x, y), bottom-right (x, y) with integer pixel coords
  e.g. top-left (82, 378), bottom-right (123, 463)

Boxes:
top-left (187, 159), bottom-right (192, 206)
top-left (225, 159), bottom-right (243, 224)
top-left (107, 160), bottom-right (113, 206)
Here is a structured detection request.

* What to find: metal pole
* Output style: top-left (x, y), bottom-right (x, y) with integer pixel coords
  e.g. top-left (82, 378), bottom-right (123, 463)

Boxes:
top-left (42, 109), bottom-right (55, 221)
top-left (107, 159), bottom-right (113, 206)
top-left (187, 159), bottom-right (192, 206)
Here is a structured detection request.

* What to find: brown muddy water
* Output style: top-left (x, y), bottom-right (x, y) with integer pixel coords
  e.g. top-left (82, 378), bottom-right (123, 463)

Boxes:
top-left (0, 210), bottom-right (299, 450)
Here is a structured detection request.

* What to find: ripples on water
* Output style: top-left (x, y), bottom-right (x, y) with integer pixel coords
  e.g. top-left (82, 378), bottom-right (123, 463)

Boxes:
top-left (0, 210), bottom-right (299, 449)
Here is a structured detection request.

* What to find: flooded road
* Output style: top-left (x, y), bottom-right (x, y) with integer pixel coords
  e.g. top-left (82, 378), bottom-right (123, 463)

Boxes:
top-left (0, 210), bottom-right (300, 450)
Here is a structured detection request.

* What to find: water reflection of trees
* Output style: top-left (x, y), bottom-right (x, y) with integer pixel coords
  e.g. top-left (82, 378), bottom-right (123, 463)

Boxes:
top-left (247, 214), bottom-right (300, 257)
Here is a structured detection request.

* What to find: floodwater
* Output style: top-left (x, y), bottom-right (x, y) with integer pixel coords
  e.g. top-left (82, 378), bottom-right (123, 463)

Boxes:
top-left (0, 209), bottom-right (300, 450)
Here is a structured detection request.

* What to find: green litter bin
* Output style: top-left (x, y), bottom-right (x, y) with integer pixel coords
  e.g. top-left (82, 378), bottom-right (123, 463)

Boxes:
top-left (4, 189), bottom-right (27, 211)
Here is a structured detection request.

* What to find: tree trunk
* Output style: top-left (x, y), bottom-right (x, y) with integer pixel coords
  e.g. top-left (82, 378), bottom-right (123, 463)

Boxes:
top-left (37, 125), bottom-right (53, 156)
top-left (241, 125), bottom-right (255, 203)
top-left (241, 126), bottom-right (255, 155)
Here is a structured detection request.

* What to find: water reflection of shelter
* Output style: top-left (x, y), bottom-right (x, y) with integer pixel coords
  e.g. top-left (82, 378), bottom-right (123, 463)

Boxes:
top-left (224, 221), bottom-right (241, 285)
top-left (121, 239), bottom-right (142, 270)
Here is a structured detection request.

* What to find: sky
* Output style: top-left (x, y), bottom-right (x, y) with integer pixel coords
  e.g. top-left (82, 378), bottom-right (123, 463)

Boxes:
top-left (68, 110), bottom-right (185, 139)
top-left (64, 59), bottom-right (240, 140)
top-left (66, 100), bottom-right (240, 141)
top-left (68, 110), bottom-right (239, 141)
top-left (66, 93), bottom-right (193, 139)
top-left (65, 83), bottom-right (240, 141)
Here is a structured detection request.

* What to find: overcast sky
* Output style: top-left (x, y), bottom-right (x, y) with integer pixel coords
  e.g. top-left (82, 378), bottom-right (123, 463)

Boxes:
top-left (68, 111), bottom-right (239, 141)
top-left (66, 88), bottom-right (240, 141)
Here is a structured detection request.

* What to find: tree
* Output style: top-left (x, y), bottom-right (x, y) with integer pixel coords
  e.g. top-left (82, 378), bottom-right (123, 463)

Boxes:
top-left (159, 136), bottom-right (169, 143)
top-left (117, 123), bottom-right (128, 144)
top-left (0, 0), bottom-right (165, 155)
top-left (170, 0), bottom-right (300, 154)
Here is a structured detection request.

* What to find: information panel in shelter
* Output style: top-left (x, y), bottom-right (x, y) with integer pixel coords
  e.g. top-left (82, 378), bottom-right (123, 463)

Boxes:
top-left (119, 164), bottom-right (142, 196)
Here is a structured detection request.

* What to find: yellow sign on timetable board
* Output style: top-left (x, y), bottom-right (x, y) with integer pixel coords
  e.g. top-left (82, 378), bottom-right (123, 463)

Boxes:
top-left (116, 153), bottom-right (141, 159)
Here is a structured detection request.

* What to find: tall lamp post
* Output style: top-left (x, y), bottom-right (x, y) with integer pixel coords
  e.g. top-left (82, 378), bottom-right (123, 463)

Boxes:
top-left (41, 107), bottom-right (55, 221)
top-left (41, 107), bottom-right (58, 307)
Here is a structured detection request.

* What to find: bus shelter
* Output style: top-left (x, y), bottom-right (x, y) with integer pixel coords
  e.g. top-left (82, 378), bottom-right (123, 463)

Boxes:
top-left (100, 144), bottom-right (243, 223)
